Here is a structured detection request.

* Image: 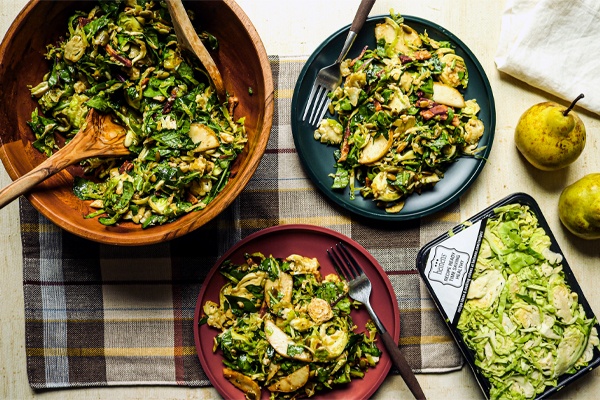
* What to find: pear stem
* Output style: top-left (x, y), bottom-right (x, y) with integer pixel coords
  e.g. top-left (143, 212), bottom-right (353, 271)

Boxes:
top-left (563, 93), bottom-right (585, 116)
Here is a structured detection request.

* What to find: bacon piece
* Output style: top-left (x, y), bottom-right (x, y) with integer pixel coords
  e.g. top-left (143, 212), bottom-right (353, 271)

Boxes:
top-left (78, 17), bottom-right (91, 27)
top-left (430, 104), bottom-right (449, 116)
top-left (400, 55), bottom-right (413, 64)
top-left (420, 109), bottom-right (435, 120)
top-left (374, 99), bottom-right (382, 112)
top-left (337, 122), bottom-right (352, 162)
top-left (420, 104), bottom-right (449, 121)
top-left (451, 114), bottom-right (460, 126)
top-left (185, 192), bottom-right (199, 205)
top-left (413, 50), bottom-right (432, 60)
top-left (163, 89), bottom-right (177, 114)
top-left (119, 160), bottom-right (134, 174)
top-left (258, 300), bottom-right (269, 317)
top-left (105, 44), bottom-right (132, 68)
top-left (350, 45), bottom-right (369, 66)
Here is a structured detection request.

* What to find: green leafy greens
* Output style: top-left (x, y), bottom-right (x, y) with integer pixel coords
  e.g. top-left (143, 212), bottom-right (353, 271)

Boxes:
top-left (457, 204), bottom-right (600, 399)
top-left (28, 0), bottom-right (247, 228)
top-left (314, 12), bottom-right (484, 214)
top-left (201, 252), bottom-right (381, 398)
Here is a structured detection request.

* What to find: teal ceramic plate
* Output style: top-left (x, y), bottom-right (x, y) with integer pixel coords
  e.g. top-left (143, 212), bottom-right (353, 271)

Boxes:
top-left (291, 15), bottom-right (496, 221)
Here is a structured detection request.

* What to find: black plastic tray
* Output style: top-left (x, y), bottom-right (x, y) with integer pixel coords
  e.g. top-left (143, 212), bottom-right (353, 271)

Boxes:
top-left (416, 192), bottom-right (600, 399)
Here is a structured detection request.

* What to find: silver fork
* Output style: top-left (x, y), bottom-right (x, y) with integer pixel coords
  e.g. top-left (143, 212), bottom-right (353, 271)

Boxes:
top-left (302, 0), bottom-right (376, 126)
top-left (328, 243), bottom-right (427, 400)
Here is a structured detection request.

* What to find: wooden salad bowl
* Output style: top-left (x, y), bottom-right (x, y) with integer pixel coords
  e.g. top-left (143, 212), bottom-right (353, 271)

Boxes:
top-left (0, 0), bottom-right (273, 245)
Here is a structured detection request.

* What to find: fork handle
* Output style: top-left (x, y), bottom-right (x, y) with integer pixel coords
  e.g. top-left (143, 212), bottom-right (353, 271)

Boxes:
top-left (365, 303), bottom-right (427, 400)
top-left (380, 330), bottom-right (427, 400)
top-left (334, 0), bottom-right (376, 63)
top-left (350, 0), bottom-right (376, 34)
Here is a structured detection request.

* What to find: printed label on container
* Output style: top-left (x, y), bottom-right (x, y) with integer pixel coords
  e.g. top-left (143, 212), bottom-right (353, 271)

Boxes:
top-left (424, 220), bottom-right (486, 324)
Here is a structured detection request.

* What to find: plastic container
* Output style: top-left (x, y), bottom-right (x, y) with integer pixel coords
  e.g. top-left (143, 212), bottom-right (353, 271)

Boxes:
top-left (416, 192), bottom-right (600, 399)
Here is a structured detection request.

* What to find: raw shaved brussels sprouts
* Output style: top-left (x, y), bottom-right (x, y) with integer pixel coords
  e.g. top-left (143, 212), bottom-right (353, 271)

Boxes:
top-left (27, 0), bottom-right (246, 228)
top-left (315, 12), bottom-right (484, 213)
top-left (200, 252), bottom-right (381, 398)
top-left (458, 204), bottom-right (599, 399)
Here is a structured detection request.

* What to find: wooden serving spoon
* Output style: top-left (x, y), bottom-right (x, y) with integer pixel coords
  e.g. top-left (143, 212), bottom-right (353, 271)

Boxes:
top-left (0, 109), bottom-right (128, 209)
top-left (166, 0), bottom-right (227, 103)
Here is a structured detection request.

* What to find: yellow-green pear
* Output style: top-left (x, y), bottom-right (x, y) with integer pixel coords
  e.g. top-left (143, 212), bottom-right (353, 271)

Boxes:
top-left (558, 173), bottom-right (600, 240)
top-left (514, 94), bottom-right (586, 171)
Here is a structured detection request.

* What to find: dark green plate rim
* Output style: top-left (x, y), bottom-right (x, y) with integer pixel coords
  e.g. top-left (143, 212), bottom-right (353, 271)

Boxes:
top-left (291, 15), bottom-right (496, 221)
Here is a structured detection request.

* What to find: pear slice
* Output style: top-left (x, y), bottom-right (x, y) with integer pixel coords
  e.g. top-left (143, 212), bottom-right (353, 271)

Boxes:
top-left (223, 368), bottom-right (261, 399)
top-left (264, 320), bottom-right (312, 362)
top-left (277, 272), bottom-right (293, 303)
top-left (189, 123), bottom-right (220, 152)
top-left (385, 200), bottom-right (405, 214)
top-left (396, 24), bottom-right (422, 54)
top-left (375, 20), bottom-right (396, 44)
top-left (265, 272), bottom-right (293, 310)
top-left (358, 132), bottom-right (393, 165)
top-left (432, 82), bottom-right (466, 108)
top-left (267, 365), bottom-right (310, 393)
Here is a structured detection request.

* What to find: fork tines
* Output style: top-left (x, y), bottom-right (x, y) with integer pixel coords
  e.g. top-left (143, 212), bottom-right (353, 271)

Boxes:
top-left (327, 242), bottom-right (363, 281)
top-left (302, 86), bottom-right (331, 127)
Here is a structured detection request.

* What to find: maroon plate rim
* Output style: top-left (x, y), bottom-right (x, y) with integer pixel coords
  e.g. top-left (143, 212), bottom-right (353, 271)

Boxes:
top-left (193, 224), bottom-right (400, 399)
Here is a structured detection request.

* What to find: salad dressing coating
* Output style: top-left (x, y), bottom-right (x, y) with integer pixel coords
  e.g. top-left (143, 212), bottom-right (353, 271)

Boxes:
top-left (315, 13), bottom-right (484, 213)
top-left (28, 0), bottom-right (247, 228)
top-left (200, 253), bottom-right (381, 398)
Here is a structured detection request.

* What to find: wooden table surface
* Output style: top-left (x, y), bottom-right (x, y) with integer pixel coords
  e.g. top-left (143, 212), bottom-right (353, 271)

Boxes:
top-left (1, 0), bottom-right (599, 398)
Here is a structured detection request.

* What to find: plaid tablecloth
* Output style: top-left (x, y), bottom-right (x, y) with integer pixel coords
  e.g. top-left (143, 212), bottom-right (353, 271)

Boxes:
top-left (21, 56), bottom-right (463, 389)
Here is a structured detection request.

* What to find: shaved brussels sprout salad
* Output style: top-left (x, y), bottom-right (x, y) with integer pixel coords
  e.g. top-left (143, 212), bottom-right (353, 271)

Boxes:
top-left (458, 204), bottom-right (599, 399)
top-left (315, 12), bottom-right (484, 213)
top-left (27, 0), bottom-right (246, 228)
top-left (200, 252), bottom-right (381, 399)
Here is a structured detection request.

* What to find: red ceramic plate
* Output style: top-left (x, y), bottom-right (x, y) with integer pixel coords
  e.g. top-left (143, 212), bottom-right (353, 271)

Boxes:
top-left (193, 224), bottom-right (400, 399)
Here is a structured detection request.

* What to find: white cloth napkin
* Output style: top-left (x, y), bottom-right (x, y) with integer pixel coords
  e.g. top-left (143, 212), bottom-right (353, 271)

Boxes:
top-left (495, 0), bottom-right (600, 115)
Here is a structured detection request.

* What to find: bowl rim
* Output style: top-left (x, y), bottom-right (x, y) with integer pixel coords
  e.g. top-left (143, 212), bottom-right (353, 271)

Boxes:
top-left (0, 0), bottom-right (274, 246)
